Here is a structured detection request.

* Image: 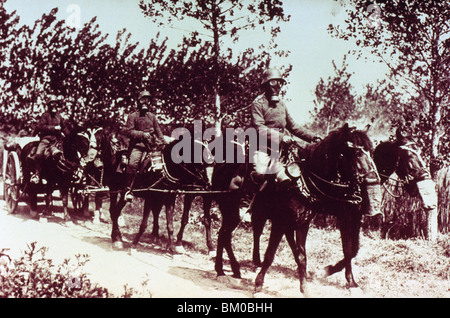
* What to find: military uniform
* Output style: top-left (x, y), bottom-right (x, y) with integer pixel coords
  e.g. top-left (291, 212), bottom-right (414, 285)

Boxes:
top-left (251, 71), bottom-right (317, 183)
top-left (30, 97), bottom-right (66, 183)
top-left (123, 90), bottom-right (166, 200)
top-left (125, 110), bottom-right (165, 174)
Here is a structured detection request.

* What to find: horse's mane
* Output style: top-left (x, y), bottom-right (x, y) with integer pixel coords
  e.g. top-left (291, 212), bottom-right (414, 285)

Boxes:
top-left (303, 124), bottom-right (374, 184)
top-left (307, 125), bottom-right (373, 160)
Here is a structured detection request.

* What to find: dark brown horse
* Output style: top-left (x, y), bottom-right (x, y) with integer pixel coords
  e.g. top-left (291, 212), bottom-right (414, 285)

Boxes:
top-left (19, 121), bottom-right (88, 220)
top-left (92, 124), bottom-right (214, 251)
top-left (373, 129), bottom-right (438, 240)
top-left (373, 129), bottom-right (437, 210)
top-left (251, 124), bottom-right (382, 293)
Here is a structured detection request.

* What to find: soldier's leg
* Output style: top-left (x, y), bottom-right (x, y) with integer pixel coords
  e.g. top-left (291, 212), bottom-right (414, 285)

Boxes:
top-left (30, 139), bottom-right (51, 183)
top-left (239, 151), bottom-right (271, 222)
top-left (124, 147), bottom-right (143, 201)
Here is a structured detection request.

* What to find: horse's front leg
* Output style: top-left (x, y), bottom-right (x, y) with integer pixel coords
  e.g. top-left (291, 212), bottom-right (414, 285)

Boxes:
top-left (251, 207), bottom-right (266, 267)
top-left (60, 188), bottom-right (70, 221)
top-left (202, 195), bottom-right (215, 257)
top-left (164, 194), bottom-right (176, 253)
top-left (325, 211), bottom-right (360, 289)
top-left (132, 198), bottom-right (151, 248)
top-left (215, 198), bottom-right (241, 278)
top-left (255, 222), bottom-right (284, 293)
top-left (175, 194), bottom-right (193, 252)
top-left (109, 192), bottom-right (126, 248)
top-left (44, 191), bottom-right (54, 217)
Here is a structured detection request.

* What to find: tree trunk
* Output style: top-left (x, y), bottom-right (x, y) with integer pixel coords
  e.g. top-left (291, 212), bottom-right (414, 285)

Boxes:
top-left (212, 1), bottom-right (221, 136)
top-left (427, 101), bottom-right (441, 241)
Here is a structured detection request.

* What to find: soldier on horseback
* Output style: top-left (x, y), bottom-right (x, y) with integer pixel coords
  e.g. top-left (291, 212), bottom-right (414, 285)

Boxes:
top-left (29, 95), bottom-right (66, 184)
top-left (124, 90), bottom-right (166, 201)
top-left (240, 67), bottom-right (322, 219)
top-left (251, 67), bottom-right (321, 184)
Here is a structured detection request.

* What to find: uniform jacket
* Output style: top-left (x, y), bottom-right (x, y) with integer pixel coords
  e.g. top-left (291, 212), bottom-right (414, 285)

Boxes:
top-left (125, 111), bottom-right (165, 150)
top-left (251, 94), bottom-right (314, 146)
top-left (35, 112), bottom-right (65, 141)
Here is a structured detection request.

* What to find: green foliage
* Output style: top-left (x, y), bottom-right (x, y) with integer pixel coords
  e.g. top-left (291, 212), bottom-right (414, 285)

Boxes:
top-left (0, 1), bottom-right (278, 132)
top-left (0, 242), bottom-right (110, 298)
top-left (310, 55), bottom-right (404, 137)
top-left (328, 0), bottom-right (450, 174)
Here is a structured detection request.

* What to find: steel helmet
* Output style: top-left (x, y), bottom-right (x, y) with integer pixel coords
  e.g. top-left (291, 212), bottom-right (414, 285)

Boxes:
top-left (47, 95), bottom-right (61, 104)
top-left (261, 68), bottom-right (286, 86)
top-left (138, 90), bottom-right (151, 100)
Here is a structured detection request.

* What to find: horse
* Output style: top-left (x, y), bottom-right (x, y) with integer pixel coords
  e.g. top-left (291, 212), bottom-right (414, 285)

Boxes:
top-left (92, 123), bottom-right (214, 251)
top-left (174, 192), bottom-right (215, 256)
top-left (20, 120), bottom-right (89, 220)
top-left (373, 129), bottom-right (438, 240)
top-left (373, 129), bottom-right (437, 210)
top-left (251, 124), bottom-right (382, 293)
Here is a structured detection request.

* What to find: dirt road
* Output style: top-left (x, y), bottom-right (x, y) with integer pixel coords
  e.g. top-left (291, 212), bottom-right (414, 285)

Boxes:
top-left (0, 182), bottom-right (312, 298)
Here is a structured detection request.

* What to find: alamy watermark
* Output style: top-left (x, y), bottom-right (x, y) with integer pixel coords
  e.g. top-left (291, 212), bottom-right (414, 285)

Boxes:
top-left (66, 4), bottom-right (81, 29)
top-left (170, 120), bottom-right (281, 173)
top-left (367, 3), bottom-right (382, 29)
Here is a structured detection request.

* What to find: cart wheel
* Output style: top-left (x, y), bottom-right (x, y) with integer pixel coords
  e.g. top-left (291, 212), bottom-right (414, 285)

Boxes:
top-left (4, 152), bottom-right (22, 214)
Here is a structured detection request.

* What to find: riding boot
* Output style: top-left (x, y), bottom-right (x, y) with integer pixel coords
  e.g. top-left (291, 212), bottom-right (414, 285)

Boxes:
top-left (239, 172), bottom-right (267, 223)
top-left (30, 157), bottom-right (42, 184)
top-left (124, 172), bottom-right (135, 202)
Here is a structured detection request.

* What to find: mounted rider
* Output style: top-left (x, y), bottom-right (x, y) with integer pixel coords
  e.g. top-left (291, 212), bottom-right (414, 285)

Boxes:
top-left (29, 95), bottom-right (67, 184)
top-left (124, 90), bottom-right (166, 201)
top-left (251, 67), bottom-right (321, 185)
top-left (240, 67), bottom-right (322, 219)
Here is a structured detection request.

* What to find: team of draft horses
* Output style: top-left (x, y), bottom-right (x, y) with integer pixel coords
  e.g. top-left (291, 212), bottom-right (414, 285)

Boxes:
top-left (17, 67), bottom-right (437, 294)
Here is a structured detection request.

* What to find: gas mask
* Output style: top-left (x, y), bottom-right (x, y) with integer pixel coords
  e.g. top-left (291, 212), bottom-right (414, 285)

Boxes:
top-left (138, 97), bottom-right (151, 113)
top-left (265, 79), bottom-right (283, 103)
top-left (48, 102), bottom-right (58, 115)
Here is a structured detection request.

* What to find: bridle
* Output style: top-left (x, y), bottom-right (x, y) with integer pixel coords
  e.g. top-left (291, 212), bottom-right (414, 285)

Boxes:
top-left (378, 141), bottom-right (430, 198)
top-left (306, 140), bottom-right (380, 205)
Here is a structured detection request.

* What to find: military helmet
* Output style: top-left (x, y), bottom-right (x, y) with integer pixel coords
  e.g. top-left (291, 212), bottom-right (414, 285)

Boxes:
top-left (261, 68), bottom-right (286, 86)
top-left (47, 95), bottom-right (61, 104)
top-left (138, 90), bottom-right (151, 101)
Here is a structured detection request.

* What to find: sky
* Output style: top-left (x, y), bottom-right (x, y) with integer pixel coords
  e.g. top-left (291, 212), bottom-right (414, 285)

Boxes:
top-left (4, 0), bottom-right (389, 125)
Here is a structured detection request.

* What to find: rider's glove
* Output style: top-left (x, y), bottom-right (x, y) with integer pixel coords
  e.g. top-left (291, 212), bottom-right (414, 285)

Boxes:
top-left (312, 136), bottom-right (322, 143)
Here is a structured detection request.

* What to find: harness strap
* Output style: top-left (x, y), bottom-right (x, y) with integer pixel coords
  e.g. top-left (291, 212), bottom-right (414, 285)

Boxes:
top-left (307, 174), bottom-right (362, 204)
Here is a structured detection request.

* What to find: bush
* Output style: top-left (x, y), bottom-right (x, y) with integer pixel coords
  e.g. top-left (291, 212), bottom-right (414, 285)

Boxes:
top-left (0, 242), bottom-right (110, 298)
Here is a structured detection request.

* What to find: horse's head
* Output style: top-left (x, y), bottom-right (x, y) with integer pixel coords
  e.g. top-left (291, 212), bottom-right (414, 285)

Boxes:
top-left (163, 126), bottom-right (214, 188)
top-left (63, 121), bottom-right (106, 168)
top-left (374, 134), bottom-right (437, 209)
top-left (308, 123), bottom-right (382, 215)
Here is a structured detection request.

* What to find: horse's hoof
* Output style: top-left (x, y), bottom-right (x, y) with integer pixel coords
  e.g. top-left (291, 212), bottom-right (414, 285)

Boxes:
top-left (254, 284), bottom-right (263, 294)
top-left (30, 210), bottom-right (38, 219)
top-left (92, 218), bottom-right (101, 225)
top-left (174, 245), bottom-right (186, 254)
top-left (349, 287), bottom-right (365, 297)
top-left (129, 247), bottom-right (138, 256)
top-left (118, 216), bottom-right (126, 227)
top-left (113, 241), bottom-right (124, 249)
top-left (323, 265), bottom-right (333, 277)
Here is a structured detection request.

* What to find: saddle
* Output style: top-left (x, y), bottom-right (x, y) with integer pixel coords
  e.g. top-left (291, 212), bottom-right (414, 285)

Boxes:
top-left (137, 151), bottom-right (164, 174)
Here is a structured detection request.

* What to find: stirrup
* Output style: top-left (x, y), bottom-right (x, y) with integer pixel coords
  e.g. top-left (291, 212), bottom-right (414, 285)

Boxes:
top-left (239, 207), bottom-right (252, 223)
top-left (30, 174), bottom-right (40, 184)
top-left (124, 190), bottom-right (134, 201)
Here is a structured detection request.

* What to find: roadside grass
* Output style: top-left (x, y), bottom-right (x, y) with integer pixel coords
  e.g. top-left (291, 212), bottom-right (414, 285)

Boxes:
top-left (120, 194), bottom-right (450, 297)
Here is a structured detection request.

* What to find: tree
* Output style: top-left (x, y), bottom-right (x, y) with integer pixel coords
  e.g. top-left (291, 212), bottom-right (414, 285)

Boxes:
top-left (139, 0), bottom-right (290, 131)
top-left (329, 0), bottom-right (450, 177)
top-left (310, 56), bottom-right (357, 134)
top-left (0, 3), bottom-right (276, 132)
top-left (311, 56), bottom-right (406, 139)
